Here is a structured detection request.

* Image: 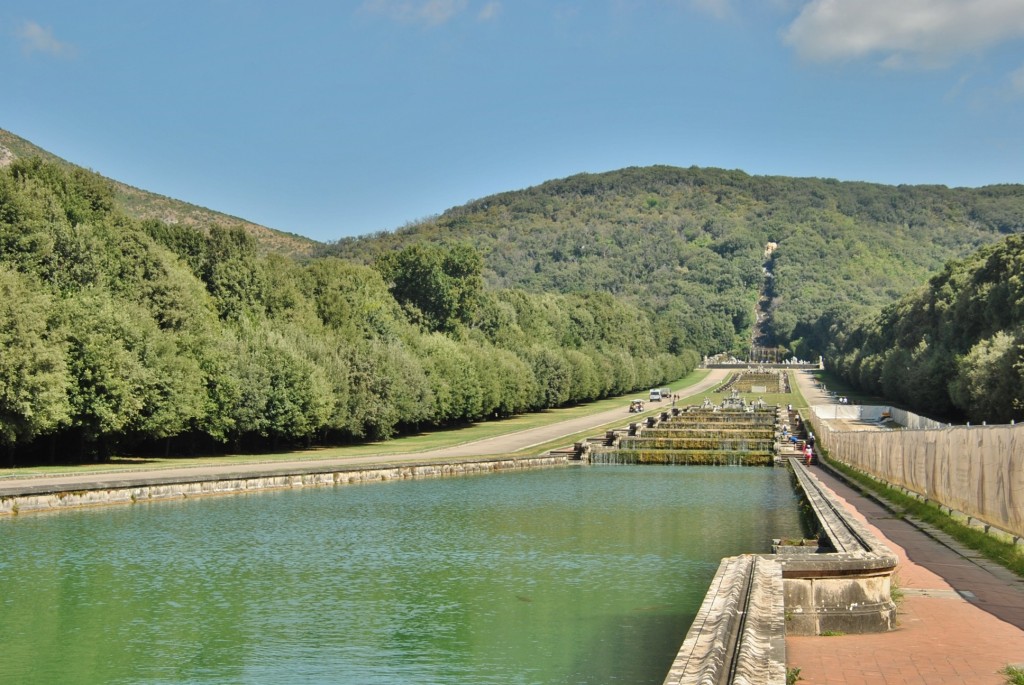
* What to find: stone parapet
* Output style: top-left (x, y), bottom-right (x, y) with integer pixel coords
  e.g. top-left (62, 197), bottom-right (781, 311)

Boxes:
top-left (780, 460), bottom-right (898, 635)
top-left (663, 460), bottom-right (899, 684)
top-left (0, 455), bottom-right (570, 516)
top-left (662, 554), bottom-right (785, 685)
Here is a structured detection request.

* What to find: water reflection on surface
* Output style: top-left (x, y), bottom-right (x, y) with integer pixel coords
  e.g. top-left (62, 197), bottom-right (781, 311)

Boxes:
top-left (0, 465), bottom-right (806, 684)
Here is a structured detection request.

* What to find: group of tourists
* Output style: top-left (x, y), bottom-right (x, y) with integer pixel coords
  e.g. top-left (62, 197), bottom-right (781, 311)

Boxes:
top-left (782, 403), bottom-right (815, 465)
top-left (804, 432), bottom-right (816, 465)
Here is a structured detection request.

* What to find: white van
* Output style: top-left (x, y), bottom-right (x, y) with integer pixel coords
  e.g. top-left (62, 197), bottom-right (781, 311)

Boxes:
top-left (649, 388), bottom-right (662, 402)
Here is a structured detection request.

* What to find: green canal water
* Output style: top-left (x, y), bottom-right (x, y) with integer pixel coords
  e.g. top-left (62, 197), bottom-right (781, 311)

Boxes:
top-left (0, 465), bottom-right (807, 684)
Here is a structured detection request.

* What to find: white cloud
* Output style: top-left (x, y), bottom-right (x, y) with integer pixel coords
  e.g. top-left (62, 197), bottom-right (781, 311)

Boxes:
top-left (18, 21), bottom-right (76, 58)
top-left (360, 0), bottom-right (470, 26)
top-left (478, 1), bottom-right (501, 21)
top-left (1011, 64), bottom-right (1024, 96)
top-left (688, 0), bottom-right (732, 20)
top-left (783, 0), bottom-right (1024, 68)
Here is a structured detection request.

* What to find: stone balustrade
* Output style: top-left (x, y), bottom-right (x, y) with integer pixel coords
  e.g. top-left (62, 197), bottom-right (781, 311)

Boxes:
top-left (662, 554), bottom-right (786, 685)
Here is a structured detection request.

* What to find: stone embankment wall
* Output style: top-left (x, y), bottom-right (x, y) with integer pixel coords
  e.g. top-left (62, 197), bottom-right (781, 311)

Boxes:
top-left (811, 404), bottom-right (1024, 540)
top-left (0, 456), bottom-right (570, 516)
top-left (663, 459), bottom-right (899, 684)
top-left (662, 554), bottom-right (785, 685)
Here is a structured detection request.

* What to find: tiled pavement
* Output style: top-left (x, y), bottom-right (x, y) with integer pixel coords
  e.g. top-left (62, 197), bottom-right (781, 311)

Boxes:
top-left (788, 371), bottom-right (1024, 683)
top-left (787, 468), bottom-right (1024, 684)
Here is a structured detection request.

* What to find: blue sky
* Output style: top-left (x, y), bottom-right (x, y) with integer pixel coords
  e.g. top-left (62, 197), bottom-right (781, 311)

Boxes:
top-left (3, 1), bottom-right (1024, 242)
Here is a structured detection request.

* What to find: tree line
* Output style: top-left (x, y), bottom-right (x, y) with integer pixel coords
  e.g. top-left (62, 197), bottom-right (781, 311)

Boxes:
top-left (826, 234), bottom-right (1024, 423)
top-left (0, 159), bottom-right (697, 464)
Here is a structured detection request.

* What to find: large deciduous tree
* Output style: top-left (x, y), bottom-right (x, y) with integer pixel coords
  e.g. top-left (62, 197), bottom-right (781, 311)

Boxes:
top-left (0, 267), bottom-right (70, 446)
top-left (375, 243), bottom-right (483, 333)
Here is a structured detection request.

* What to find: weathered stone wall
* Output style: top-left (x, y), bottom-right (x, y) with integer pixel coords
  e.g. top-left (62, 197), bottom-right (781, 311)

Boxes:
top-left (810, 405), bottom-right (1024, 539)
top-left (781, 461), bottom-right (898, 635)
top-left (661, 554), bottom-right (786, 685)
top-left (0, 456), bottom-right (570, 516)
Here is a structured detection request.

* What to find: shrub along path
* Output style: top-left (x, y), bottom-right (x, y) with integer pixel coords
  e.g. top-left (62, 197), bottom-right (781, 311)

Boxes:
top-left (0, 369), bottom-right (728, 496)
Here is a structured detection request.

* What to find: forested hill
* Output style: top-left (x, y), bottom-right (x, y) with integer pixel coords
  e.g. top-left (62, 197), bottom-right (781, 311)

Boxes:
top-left (324, 166), bottom-right (1024, 357)
top-left (0, 157), bottom-right (695, 464)
top-left (3, 132), bottom-right (1024, 462)
top-left (830, 234), bottom-right (1024, 423)
top-left (0, 128), bottom-right (319, 258)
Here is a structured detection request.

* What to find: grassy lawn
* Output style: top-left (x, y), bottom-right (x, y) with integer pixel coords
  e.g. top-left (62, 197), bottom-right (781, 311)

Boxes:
top-left (1, 370), bottom-right (714, 479)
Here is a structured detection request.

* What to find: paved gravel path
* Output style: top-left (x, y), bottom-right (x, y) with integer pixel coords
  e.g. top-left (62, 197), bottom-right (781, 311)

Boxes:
top-left (0, 369), bottom-right (729, 496)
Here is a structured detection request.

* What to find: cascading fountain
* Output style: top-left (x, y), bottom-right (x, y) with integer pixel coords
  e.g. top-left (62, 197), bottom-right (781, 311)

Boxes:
top-left (590, 395), bottom-right (780, 466)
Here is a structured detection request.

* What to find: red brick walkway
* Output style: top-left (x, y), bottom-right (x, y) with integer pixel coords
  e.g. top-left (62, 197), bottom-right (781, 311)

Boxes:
top-left (787, 467), bottom-right (1024, 684)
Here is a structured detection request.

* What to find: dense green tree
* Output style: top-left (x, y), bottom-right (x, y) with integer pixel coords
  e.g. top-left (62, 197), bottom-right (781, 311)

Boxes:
top-left (343, 339), bottom-right (433, 440)
top-left (0, 172), bottom-right (59, 275)
top-left (375, 242), bottom-right (484, 333)
top-left (60, 293), bottom-right (156, 456)
top-left (463, 341), bottom-right (535, 418)
top-left (226, 322), bottom-right (333, 446)
top-left (418, 334), bottom-right (483, 424)
top-left (0, 268), bottom-right (70, 446)
top-left (202, 226), bottom-right (268, 320)
top-left (524, 346), bottom-right (572, 409)
top-left (9, 157), bottom-right (116, 227)
top-left (949, 331), bottom-right (1024, 423)
top-left (304, 258), bottom-right (407, 340)
top-left (832, 235), bottom-right (1024, 422)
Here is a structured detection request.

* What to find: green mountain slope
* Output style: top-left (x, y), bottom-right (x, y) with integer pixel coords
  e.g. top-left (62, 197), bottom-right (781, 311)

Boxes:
top-left (324, 166), bottom-right (1024, 357)
top-left (831, 233), bottom-right (1024, 422)
top-left (0, 128), bottom-right (319, 258)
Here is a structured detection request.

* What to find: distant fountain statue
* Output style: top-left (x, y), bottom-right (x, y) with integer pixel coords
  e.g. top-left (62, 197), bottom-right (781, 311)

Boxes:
top-left (721, 389), bottom-right (748, 411)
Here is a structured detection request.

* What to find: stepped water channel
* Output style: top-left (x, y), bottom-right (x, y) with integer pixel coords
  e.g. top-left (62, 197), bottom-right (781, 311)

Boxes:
top-left (589, 377), bottom-right (797, 467)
